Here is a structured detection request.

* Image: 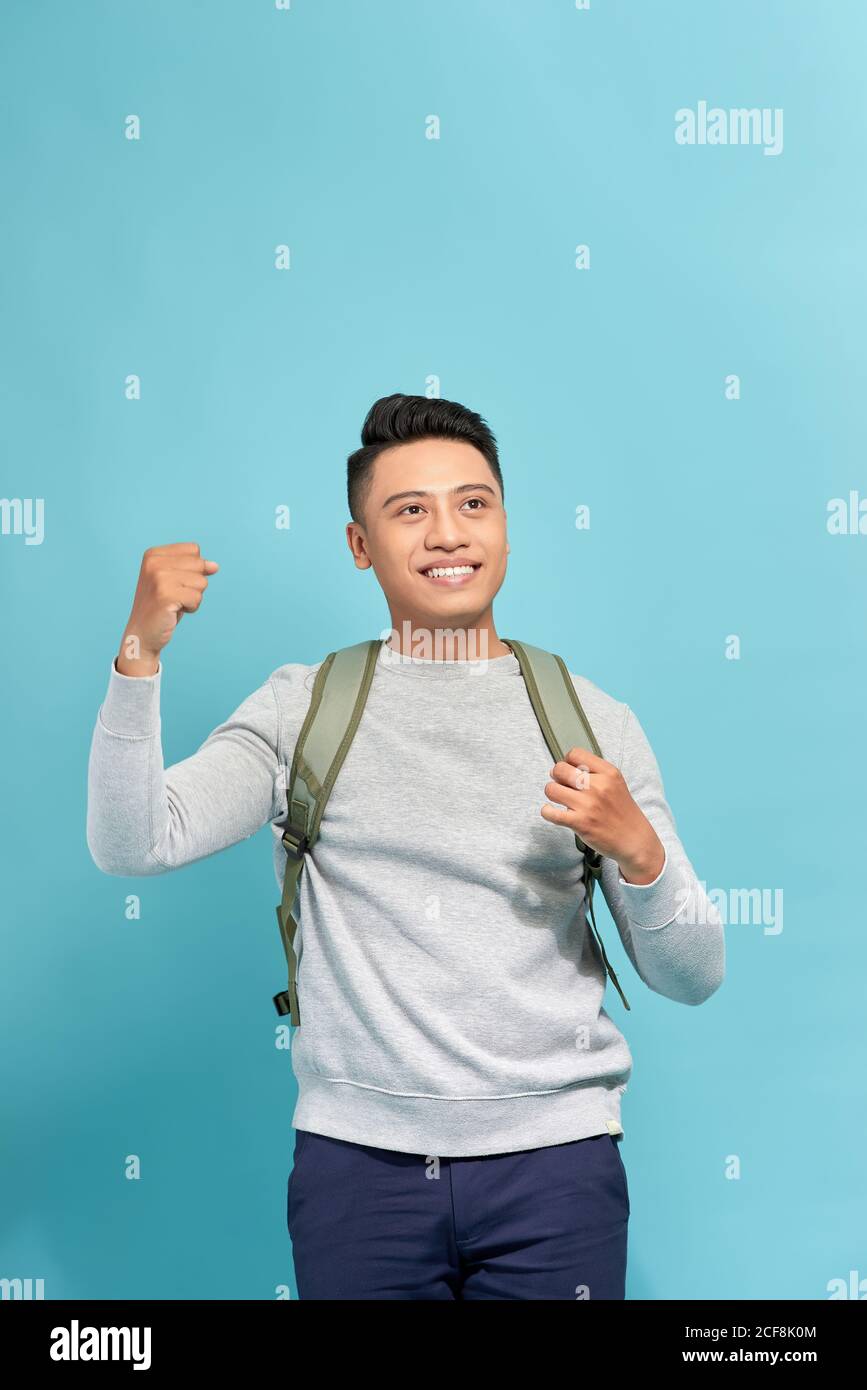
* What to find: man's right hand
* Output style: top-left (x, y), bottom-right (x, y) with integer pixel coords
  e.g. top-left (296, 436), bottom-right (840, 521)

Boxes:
top-left (115, 542), bottom-right (219, 677)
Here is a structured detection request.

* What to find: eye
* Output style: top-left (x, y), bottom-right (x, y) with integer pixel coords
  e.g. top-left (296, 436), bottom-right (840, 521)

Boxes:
top-left (396, 497), bottom-right (487, 517)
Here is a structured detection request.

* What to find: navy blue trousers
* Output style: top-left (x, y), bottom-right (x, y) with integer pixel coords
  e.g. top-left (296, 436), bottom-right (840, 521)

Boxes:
top-left (287, 1129), bottom-right (629, 1300)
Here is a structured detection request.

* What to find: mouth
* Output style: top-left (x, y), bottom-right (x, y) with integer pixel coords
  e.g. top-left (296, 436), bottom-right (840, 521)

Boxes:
top-left (418, 562), bottom-right (482, 587)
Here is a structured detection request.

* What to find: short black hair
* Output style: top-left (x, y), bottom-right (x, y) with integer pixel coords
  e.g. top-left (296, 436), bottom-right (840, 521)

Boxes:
top-left (346, 393), bottom-right (503, 525)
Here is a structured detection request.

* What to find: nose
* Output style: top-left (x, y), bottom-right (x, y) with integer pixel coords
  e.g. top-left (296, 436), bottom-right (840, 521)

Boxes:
top-left (422, 499), bottom-right (473, 552)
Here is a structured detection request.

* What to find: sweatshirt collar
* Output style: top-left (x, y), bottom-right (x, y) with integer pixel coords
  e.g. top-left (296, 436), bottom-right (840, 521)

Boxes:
top-left (377, 637), bottom-right (520, 678)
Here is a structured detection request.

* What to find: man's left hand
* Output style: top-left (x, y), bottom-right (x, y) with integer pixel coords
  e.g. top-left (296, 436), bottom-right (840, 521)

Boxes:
top-left (541, 746), bottom-right (665, 885)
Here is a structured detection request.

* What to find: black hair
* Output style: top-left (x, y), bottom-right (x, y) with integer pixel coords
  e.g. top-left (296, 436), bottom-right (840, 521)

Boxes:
top-left (346, 393), bottom-right (503, 525)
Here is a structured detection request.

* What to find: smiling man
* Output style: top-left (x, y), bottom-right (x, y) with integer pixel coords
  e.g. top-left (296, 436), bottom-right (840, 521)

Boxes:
top-left (86, 392), bottom-right (725, 1301)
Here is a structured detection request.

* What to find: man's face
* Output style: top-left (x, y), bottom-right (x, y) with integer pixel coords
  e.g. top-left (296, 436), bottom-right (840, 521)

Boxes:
top-left (346, 438), bottom-right (509, 638)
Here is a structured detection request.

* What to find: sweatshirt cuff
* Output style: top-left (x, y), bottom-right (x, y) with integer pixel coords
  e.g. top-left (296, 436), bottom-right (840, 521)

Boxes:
top-left (97, 655), bottom-right (162, 736)
top-left (616, 847), bottom-right (684, 929)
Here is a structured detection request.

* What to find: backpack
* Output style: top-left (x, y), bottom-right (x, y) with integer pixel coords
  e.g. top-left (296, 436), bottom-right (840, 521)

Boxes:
top-left (272, 638), bottom-right (631, 1023)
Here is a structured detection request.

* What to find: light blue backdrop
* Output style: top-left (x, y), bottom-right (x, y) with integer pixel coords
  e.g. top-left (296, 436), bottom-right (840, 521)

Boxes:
top-left (1, 0), bottom-right (864, 1301)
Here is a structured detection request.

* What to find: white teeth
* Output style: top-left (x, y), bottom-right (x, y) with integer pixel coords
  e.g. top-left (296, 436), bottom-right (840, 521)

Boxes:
top-left (423, 565), bottom-right (477, 578)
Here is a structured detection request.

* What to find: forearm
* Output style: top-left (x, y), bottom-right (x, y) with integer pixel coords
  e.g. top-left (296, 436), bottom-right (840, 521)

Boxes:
top-left (597, 701), bottom-right (726, 1005)
top-left (86, 657), bottom-right (283, 877)
top-left (86, 658), bottom-right (168, 875)
top-left (600, 839), bottom-right (725, 1005)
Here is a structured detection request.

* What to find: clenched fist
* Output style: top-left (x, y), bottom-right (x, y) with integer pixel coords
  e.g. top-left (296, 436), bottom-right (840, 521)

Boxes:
top-left (116, 542), bottom-right (219, 677)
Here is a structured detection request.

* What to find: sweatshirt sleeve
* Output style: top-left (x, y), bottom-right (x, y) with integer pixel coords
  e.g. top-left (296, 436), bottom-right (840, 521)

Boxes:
top-left (86, 656), bottom-right (283, 876)
top-left (596, 703), bottom-right (725, 1006)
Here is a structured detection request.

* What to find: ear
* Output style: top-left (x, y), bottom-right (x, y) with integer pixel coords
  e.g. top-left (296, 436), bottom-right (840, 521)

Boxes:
top-left (345, 522), bottom-right (373, 570)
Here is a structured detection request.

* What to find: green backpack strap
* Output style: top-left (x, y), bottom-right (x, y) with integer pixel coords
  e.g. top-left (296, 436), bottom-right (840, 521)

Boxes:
top-left (274, 634), bottom-right (630, 1021)
top-left (273, 638), bottom-right (382, 1022)
top-left (502, 638), bottom-right (631, 1011)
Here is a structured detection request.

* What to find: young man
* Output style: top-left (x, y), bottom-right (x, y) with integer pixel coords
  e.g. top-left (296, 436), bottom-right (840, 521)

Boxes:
top-left (87, 393), bottom-right (725, 1301)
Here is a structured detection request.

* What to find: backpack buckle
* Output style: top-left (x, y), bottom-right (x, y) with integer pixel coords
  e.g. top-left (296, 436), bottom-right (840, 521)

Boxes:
top-left (583, 846), bottom-right (604, 877)
top-left (281, 824), bottom-right (309, 859)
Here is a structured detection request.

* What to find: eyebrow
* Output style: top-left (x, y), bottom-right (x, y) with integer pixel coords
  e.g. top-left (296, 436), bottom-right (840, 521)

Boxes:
top-left (381, 483), bottom-right (498, 511)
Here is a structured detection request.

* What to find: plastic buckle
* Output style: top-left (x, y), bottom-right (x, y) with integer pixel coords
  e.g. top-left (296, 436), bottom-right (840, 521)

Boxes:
top-left (281, 825), bottom-right (309, 859)
top-left (273, 990), bottom-right (292, 1017)
top-left (584, 847), bottom-right (604, 877)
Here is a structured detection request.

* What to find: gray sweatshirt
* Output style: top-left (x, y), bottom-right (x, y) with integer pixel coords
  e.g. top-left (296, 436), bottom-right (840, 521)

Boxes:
top-left (86, 639), bottom-right (725, 1157)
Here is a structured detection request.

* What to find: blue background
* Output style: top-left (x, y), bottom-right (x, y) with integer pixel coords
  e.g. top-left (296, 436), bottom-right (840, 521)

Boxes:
top-left (1, 0), bottom-right (864, 1300)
